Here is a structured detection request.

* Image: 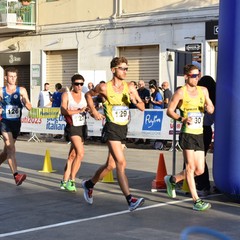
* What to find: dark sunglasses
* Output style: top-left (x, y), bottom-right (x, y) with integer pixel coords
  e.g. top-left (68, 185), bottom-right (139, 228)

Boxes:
top-left (188, 73), bottom-right (200, 78)
top-left (73, 82), bottom-right (84, 86)
top-left (115, 67), bottom-right (128, 71)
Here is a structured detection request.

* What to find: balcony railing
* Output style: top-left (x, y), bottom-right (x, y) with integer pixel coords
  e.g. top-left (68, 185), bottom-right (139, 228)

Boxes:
top-left (0, 0), bottom-right (36, 34)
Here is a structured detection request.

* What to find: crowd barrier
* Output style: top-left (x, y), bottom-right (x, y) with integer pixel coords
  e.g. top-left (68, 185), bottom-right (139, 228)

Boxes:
top-left (21, 108), bottom-right (182, 140)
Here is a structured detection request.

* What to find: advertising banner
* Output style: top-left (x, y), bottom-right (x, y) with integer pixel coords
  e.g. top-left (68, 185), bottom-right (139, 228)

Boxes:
top-left (21, 108), bottom-right (181, 140)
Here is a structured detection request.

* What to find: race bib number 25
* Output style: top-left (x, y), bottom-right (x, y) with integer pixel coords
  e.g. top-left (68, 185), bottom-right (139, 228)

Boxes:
top-left (72, 113), bottom-right (85, 126)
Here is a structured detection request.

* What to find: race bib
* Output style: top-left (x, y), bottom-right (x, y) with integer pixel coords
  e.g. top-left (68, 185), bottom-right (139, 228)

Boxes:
top-left (72, 113), bottom-right (86, 126)
top-left (187, 112), bottom-right (203, 129)
top-left (112, 106), bottom-right (129, 123)
top-left (6, 105), bottom-right (20, 119)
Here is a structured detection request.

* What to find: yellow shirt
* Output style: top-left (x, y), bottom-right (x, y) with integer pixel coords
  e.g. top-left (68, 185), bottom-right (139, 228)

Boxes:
top-left (179, 86), bottom-right (205, 134)
top-left (103, 80), bottom-right (131, 125)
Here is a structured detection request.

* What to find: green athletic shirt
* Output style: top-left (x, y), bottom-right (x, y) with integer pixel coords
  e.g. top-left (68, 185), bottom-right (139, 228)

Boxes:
top-left (179, 85), bottom-right (205, 135)
top-left (103, 80), bottom-right (131, 126)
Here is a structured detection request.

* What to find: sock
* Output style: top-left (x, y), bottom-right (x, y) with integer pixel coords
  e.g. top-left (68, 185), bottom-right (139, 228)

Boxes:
top-left (13, 172), bottom-right (18, 178)
top-left (194, 199), bottom-right (201, 204)
top-left (85, 180), bottom-right (95, 189)
top-left (126, 194), bottom-right (132, 205)
top-left (170, 176), bottom-right (176, 183)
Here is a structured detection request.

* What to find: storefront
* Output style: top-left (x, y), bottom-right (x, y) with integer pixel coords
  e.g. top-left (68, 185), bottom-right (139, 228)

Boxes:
top-left (0, 52), bottom-right (31, 98)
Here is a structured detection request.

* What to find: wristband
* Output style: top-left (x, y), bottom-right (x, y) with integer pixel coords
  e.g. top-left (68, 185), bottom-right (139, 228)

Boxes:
top-left (177, 117), bottom-right (183, 122)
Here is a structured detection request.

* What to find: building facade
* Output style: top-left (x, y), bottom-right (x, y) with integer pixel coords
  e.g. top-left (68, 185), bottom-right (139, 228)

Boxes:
top-left (0, 0), bottom-right (219, 106)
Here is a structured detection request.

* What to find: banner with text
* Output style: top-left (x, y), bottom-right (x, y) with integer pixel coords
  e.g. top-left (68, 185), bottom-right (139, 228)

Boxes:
top-left (21, 109), bottom-right (181, 140)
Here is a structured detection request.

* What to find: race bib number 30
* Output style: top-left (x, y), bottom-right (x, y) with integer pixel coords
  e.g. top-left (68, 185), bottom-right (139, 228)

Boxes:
top-left (112, 106), bottom-right (129, 123)
top-left (187, 112), bottom-right (203, 129)
top-left (72, 113), bottom-right (86, 126)
top-left (6, 105), bottom-right (20, 119)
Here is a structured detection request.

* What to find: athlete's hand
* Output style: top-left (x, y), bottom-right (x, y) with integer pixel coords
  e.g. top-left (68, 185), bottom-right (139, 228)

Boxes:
top-left (186, 117), bottom-right (192, 125)
top-left (92, 110), bottom-right (105, 120)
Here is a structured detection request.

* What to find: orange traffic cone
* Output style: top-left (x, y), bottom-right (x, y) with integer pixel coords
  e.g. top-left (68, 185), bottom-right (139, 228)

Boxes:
top-left (39, 149), bottom-right (56, 173)
top-left (151, 153), bottom-right (167, 192)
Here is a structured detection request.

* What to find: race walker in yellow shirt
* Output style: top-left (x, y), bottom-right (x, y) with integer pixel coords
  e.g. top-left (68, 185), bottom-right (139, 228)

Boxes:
top-left (165, 64), bottom-right (214, 211)
top-left (179, 85), bottom-right (205, 135)
top-left (82, 57), bottom-right (145, 211)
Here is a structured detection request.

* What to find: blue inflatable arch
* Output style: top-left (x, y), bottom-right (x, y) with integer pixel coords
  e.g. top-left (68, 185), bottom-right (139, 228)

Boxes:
top-left (213, 0), bottom-right (240, 200)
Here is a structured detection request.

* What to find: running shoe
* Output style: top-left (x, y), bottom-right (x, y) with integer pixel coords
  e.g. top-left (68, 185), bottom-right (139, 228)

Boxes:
top-left (164, 175), bottom-right (176, 198)
top-left (128, 197), bottom-right (145, 211)
top-left (82, 180), bottom-right (93, 204)
top-left (65, 180), bottom-right (77, 192)
top-left (15, 174), bottom-right (27, 186)
top-left (60, 180), bottom-right (67, 190)
top-left (193, 199), bottom-right (211, 211)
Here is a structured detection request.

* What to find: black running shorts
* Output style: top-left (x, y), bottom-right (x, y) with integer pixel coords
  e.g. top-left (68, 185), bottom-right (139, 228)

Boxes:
top-left (64, 124), bottom-right (87, 142)
top-left (105, 122), bottom-right (127, 143)
top-left (179, 132), bottom-right (204, 151)
top-left (0, 119), bottom-right (21, 139)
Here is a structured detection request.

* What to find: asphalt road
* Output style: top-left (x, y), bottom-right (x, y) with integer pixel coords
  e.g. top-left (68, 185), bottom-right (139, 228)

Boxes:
top-left (0, 139), bottom-right (239, 240)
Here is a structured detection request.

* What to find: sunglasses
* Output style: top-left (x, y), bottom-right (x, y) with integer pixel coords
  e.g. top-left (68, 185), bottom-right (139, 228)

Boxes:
top-left (73, 82), bottom-right (84, 86)
top-left (115, 67), bottom-right (128, 71)
top-left (188, 73), bottom-right (200, 78)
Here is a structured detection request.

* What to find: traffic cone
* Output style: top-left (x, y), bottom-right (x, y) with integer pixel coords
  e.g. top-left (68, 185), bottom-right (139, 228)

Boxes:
top-left (39, 149), bottom-right (56, 173)
top-left (102, 170), bottom-right (115, 183)
top-left (151, 153), bottom-right (167, 191)
top-left (181, 178), bottom-right (190, 193)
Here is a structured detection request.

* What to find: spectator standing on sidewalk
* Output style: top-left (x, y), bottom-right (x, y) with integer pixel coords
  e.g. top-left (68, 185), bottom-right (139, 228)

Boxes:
top-left (59, 74), bottom-right (88, 192)
top-left (196, 75), bottom-right (216, 195)
top-left (137, 80), bottom-right (150, 109)
top-left (149, 84), bottom-right (164, 109)
top-left (0, 67), bottom-right (32, 185)
top-left (134, 80), bottom-right (151, 144)
top-left (161, 81), bottom-right (172, 109)
top-left (38, 82), bottom-right (52, 107)
top-left (51, 83), bottom-right (64, 139)
top-left (51, 83), bottom-right (64, 107)
top-left (82, 57), bottom-right (145, 211)
top-left (165, 64), bottom-right (214, 211)
top-left (129, 81), bottom-right (138, 109)
top-left (88, 82), bottom-right (94, 90)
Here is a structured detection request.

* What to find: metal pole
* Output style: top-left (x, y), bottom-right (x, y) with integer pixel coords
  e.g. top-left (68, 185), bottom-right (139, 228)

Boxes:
top-left (172, 52), bottom-right (178, 175)
top-left (166, 48), bottom-right (192, 175)
top-left (166, 49), bottom-right (181, 175)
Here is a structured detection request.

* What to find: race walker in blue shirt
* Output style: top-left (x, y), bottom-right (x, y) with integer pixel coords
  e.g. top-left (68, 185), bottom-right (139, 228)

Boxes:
top-left (0, 67), bottom-right (32, 186)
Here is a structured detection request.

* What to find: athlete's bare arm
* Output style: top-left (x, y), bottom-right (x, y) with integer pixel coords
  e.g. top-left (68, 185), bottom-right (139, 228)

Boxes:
top-left (85, 83), bottom-right (106, 120)
top-left (167, 88), bottom-right (183, 120)
top-left (201, 87), bottom-right (214, 114)
top-left (20, 87), bottom-right (32, 110)
top-left (128, 83), bottom-right (145, 111)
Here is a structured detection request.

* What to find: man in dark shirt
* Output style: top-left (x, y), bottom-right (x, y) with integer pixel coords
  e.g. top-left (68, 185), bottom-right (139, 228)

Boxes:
top-left (161, 81), bottom-right (172, 109)
top-left (135, 80), bottom-right (151, 144)
top-left (137, 80), bottom-right (150, 109)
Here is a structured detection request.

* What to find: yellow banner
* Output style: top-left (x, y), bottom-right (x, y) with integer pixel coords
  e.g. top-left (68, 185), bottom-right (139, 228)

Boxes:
top-left (28, 108), bottom-right (60, 119)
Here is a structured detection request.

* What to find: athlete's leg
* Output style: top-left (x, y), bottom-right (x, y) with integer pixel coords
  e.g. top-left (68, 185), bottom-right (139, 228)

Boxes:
top-left (63, 143), bottom-right (75, 181)
top-left (107, 140), bottom-right (130, 196)
top-left (2, 131), bottom-right (17, 174)
top-left (184, 149), bottom-right (205, 201)
top-left (91, 151), bottom-right (116, 184)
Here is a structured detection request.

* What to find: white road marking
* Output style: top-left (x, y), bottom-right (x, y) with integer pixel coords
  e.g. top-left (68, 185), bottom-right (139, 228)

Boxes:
top-left (0, 198), bottom-right (200, 238)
